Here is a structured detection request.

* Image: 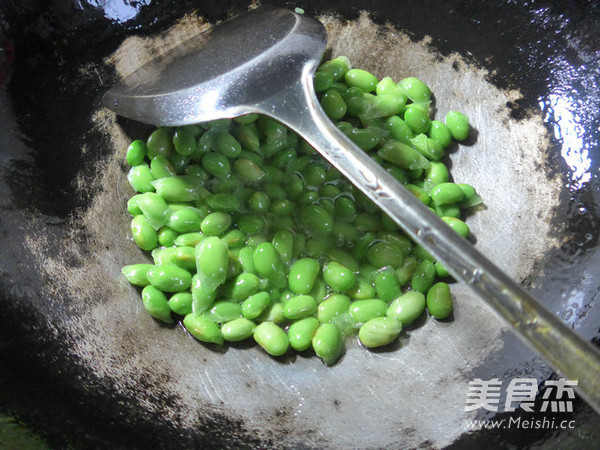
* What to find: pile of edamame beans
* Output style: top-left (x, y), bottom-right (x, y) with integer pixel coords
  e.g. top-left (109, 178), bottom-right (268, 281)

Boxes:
top-left (122, 55), bottom-right (478, 364)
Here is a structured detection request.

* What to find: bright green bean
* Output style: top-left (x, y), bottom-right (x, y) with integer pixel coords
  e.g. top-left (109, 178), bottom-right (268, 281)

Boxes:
top-left (141, 285), bottom-right (173, 323)
top-left (253, 321), bottom-right (289, 356)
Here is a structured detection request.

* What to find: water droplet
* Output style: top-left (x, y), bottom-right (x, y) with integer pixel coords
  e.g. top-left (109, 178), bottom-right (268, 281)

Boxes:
top-left (114, 98), bottom-right (119, 107)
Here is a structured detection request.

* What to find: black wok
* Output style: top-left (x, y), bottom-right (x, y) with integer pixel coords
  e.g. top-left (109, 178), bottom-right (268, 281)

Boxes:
top-left (0, 1), bottom-right (599, 448)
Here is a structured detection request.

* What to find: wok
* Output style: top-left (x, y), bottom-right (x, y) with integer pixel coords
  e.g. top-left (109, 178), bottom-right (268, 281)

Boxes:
top-left (0, 0), bottom-right (599, 448)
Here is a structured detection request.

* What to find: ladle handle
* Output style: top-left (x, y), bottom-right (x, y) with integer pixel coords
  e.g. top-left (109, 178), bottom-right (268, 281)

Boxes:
top-left (259, 71), bottom-right (600, 413)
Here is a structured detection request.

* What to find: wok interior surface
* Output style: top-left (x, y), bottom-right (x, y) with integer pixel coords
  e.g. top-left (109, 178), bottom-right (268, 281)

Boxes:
top-left (1, 1), bottom-right (599, 448)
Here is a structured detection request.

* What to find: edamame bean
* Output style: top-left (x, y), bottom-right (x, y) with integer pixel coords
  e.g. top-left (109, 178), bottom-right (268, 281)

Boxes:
top-left (183, 313), bottom-right (224, 345)
top-left (317, 294), bottom-right (351, 324)
top-left (253, 242), bottom-right (286, 287)
top-left (428, 120), bottom-right (452, 148)
top-left (358, 317), bottom-right (402, 348)
top-left (202, 152), bottom-right (230, 178)
top-left (168, 207), bottom-right (201, 233)
top-left (386, 291), bottom-right (426, 325)
top-left (441, 216), bottom-right (470, 238)
top-left (300, 204), bottom-right (334, 235)
top-left (158, 226), bottom-right (178, 247)
top-left (272, 229), bottom-right (294, 263)
top-left (172, 127), bottom-right (197, 156)
top-left (312, 323), bottom-right (343, 365)
top-left (237, 214), bottom-right (265, 235)
top-left (344, 68), bottom-right (378, 93)
top-left (167, 292), bottom-right (193, 315)
top-left (126, 140), bottom-right (146, 166)
top-left (395, 255), bottom-right (418, 286)
top-left (426, 282), bottom-right (453, 319)
top-left (122, 263), bottom-right (153, 286)
top-left (386, 116), bottom-right (414, 144)
top-left (147, 265), bottom-right (192, 292)
top-left (322, 261), bottom-right (355, 293)
top-left (288, 317), bottom-right (319, 351)
top-left (127, 164), bottom-right (155, 193)
top-left (191, 274), bottom-right (217, 313)
top-left (377, 139), bottom-right (430, 170)
top-left (445, 111), bottom-right (470, 141)
top-left (206, 301), bottom-right (243, 323)
top-left (288, 258), bottom-right (320, 294)
top-left (349, 299), bottom-right (388, 325)
top-left (131, 215), bottom-right (158, 250)
top-left (147, 127), bottom-right (174, 158)
top-left (242, 291), bottom-right (270, 319)
top-left (431, 182), bottom-right (465, 205)
top-left (404, 105), bottom-right (431, 134)
top-left (234, 158), bottom-right (266, 183)
top-left (253, 322), bottom-right (289, 356)
top-left (398, 77), bottom-right (431, 103)
top-left (320, 89), bottom-right (347, 120)
top-left (366, 241), bottom-right (404, 268)
top-left (221, 317), bottom-right (256, 342)
top-left (318, 56), bottom-right (351, 81)
top-left (141, 285), bottom-right (173, 323)
top-left (373, 266), bottom-right (401, 301)
top-left (283, 294), bottom-right (317, 320)
top-left (200, 212), bottom-right (232, 236)
top-left (411, 259), bottom-right (436, 293)
top-left (152, 175), bottom-right (206, 202)
top-left (314, 70), bottom-right (333, 92)
top-left (213, 130), bottom-right (241, 158)
top-left (195, 236), bottom-right (228, 293)
top-left (174, 232), bottom-right (204, 247)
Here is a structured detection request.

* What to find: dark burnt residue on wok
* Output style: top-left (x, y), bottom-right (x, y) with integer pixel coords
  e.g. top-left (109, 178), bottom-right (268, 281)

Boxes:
top-left (1, 0), bottom-right (599, 448)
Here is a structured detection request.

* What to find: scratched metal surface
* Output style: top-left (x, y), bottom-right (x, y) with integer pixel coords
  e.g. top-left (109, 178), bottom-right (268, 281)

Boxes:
top-left (0, 1), bottom-right (599, 449)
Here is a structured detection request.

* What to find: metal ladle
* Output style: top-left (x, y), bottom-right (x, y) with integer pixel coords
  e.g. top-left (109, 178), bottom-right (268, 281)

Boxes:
top-left (103, 7), bottom-right (600, 412)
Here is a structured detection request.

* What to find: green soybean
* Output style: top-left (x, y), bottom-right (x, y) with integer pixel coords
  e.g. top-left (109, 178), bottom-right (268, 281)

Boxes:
top-left (253, 242), bottom-right (286, 287)
top-left (428, 120), bottom-right (453, 148)
top-left (152, 176), bottom-right (205, 202)
top-left (344, 68), bottom-right (378, 93)
top-left (320, 89), bottom-right (347, 120)
top-left (377, 140), bottom-right (430, 171)
top-left (288, 258), bottom-right (320, 294)
top-left (288, 317), bottom-right (319, 351)
top-left (427, 282), bottom-right (453, 319)
top-left (317, 294), bottom-right (351, 324)
top-left (373, 266), bottom-right (401, 301)
top-left (322, 261), bottom-right (355, 293)
top-left (201, 212), bottom-right (232, 236)
top-left (122, 263), bottom-right (153, 286)
top-left (195, 236), bottom-right (228, 293)
top-left (441, 216), bottom-right (470, 238)
top-left (147, 265), bottom-right (192, 293)
top-left (168, 292), bottom-right (193, 315)
top-left (358, 317), bottom-right (402, 348)
top-left (128, 164), bottom-right (155, 193)
top-left (206, 301), bottom-right (243, 323)
top-left (445, 111), bottom-right (470, 141)
top-left (312, 323), bottom-right (343, 365)
top-left (404, 105), bottom-right (431, 134)
top-left (386, 291), bottom-right (426, 325)
top-left (147, 127), bottom-right (174, 158)
top-left (398, 77), bottom-right (431, 103)
top-left (283, 294), bottom-right (317, 320)
top-left (411, 259), bottom-right (436, 293)
top-left (242, 291), bottom-right (271, 320)
top-left (253, 322), bottom-right (289, 356)
top-left (141, 285), bottom-right (173, 323)
top-left (131, 215), bottom-right (158, 250)
top-left (126, 140), bottom-right (147, 166)
top-left (183, 313), bottom-right (223, 345)
top-left (349, 299), bottom-right (388, 325)
top-left (431, 183), bottom-right (465, 205)
top-left (222, 317), bottom-right (256, 342)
